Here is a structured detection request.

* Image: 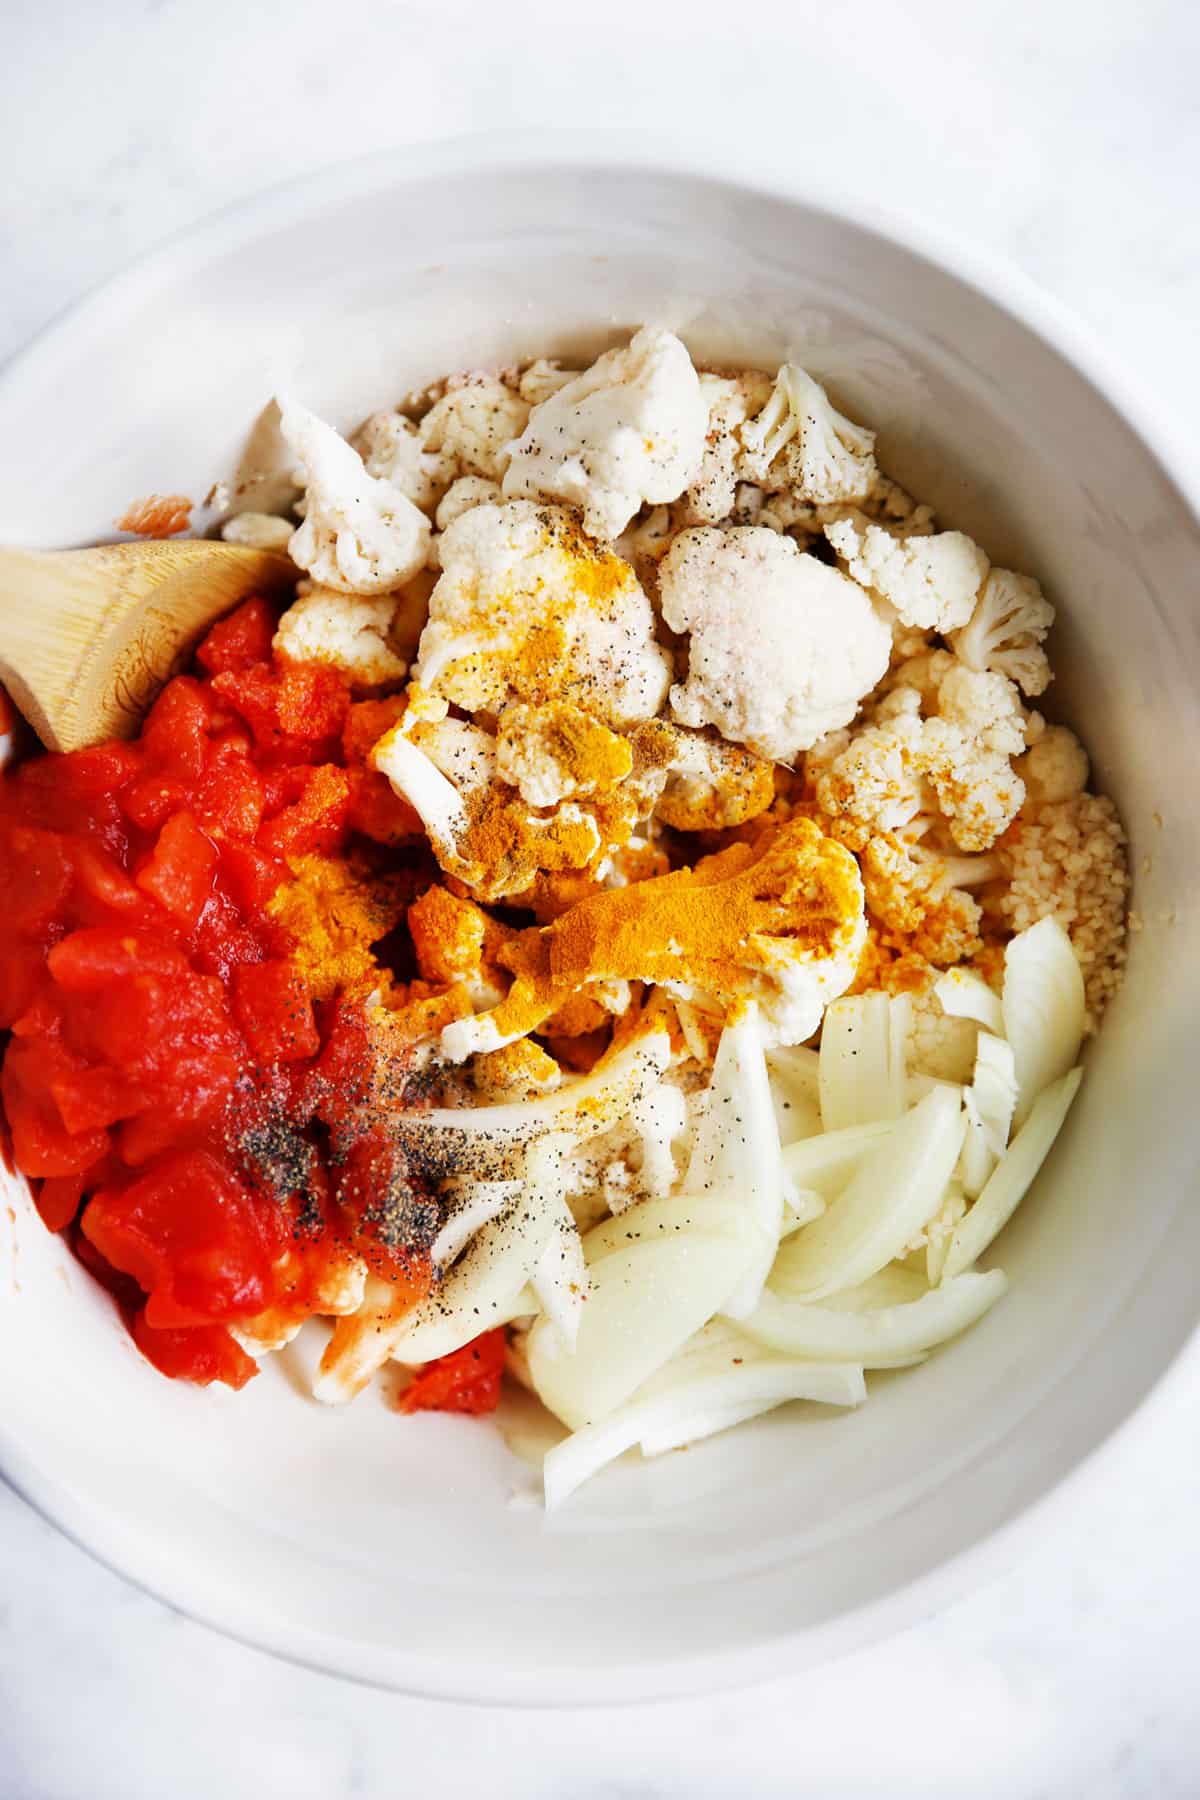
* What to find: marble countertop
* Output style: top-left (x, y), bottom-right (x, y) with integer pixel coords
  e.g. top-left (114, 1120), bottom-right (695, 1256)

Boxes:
top-left (2, 2), bottom-right (1198, 1794)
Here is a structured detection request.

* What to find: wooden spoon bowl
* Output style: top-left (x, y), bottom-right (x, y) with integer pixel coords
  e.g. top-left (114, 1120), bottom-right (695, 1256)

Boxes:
top-left (0, 541), bottom-right (296, 753)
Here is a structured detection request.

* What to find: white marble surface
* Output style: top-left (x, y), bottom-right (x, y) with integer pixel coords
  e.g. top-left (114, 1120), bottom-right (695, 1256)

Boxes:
top-left (2, 1), bottom-right (1199, 1793)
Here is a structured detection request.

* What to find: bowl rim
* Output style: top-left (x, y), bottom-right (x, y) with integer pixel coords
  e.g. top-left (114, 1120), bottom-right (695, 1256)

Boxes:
top-left (2, 127), bottom-right (1198, 1707)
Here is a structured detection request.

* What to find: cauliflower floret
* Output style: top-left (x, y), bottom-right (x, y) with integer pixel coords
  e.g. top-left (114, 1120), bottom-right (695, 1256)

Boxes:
top-left (949, 567), bottom-right (1055, 696)
top-left (414, 501), bottom-right (671, 728)
top-left (991, 790), bottom-right (1128, 1029)
top-left (858, 832), bottom-right (991, 967)
top-left (518, 359), bottom-right (579, 406)
top-left (679, 371), bottom-right (775, 525)
top-left (659, 526), bottom-right (891, 762)
top-left (614, 504), bottom-right (676, 587)
top-left (434, 475), bottom-right (502, 534)
top-left (220, 511), bottom-right (294, 551)
top-left (273, 584), bottom-right (407, 688)
top-left (1015, 725), bottom-right (1089, 811)
top-left (739, 365), bottom-right (877, 505)
top-left (905, 982), bottom-right (982, 1084)
top-left (280, 400), bottom-right (432, 594)
top-left (920, 718), bottom-right (1025, 852)
top-left (654, 730), bottom-right (777, 832)
top-left (441, 815), bottom-right (867, 1059)
top-left (825, 512), bottom-right (988, 633)
top-left (407, 882), bottom-right (510, 1009)
top-left (502, 327), bottom-right (708, 541)
top-left (419, 377), bottom-right (530, 483)
top-left (495, 702), bottom-right (634, 809)
top-left (935, 665), bottom-right (1028, 758)
top-left (354, 410), bottom-right (446, 513)
top-left (815, 697), bottom-right (1025, 855)
top-left (372, 717), bottom-right (603, 903)
top-left (881, 648), bottom-right (955, 709)
top-left (813, 710), bottom-right (927, 833)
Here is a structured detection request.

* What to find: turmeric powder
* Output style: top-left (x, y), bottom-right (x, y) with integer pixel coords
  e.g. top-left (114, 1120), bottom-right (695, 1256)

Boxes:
top-left (268, 854), bottom-right (410, 1000)
top-left (440, 815), bottom-right (865, 1057)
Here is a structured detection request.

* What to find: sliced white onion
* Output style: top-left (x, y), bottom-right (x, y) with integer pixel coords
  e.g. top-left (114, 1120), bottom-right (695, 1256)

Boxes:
top-left (1002, 919), bottom-right (1085, 1127)
top-left (431, 1181), bottom-right (521, 1270)
top-left (934, 967), bottom-right (1005, 1035)
top-left (943, 1067), bottom-right (1083, 1278)
top-left (530, 1143), bottom-right (589, 1352)
top-left (737, 1269), bottom-right (1007, 1362)
top-left (543, 1359), bottom-right (865, 1509)
top-left (959, 1033), bottom-right (1019, 1200)
top-left (819, 993), bottom-right (910, 1131)
top-left (767, 1046), bottom-right (823, 1144)
top-left (781, 1120), bottom-right (893, 1197)
top-left (772, 1085), bottom-right (967, 1300)
top-left (687, 1006), bottom-right (784, 1320)
top-left (780, 1187), bottom-right (826, 1236)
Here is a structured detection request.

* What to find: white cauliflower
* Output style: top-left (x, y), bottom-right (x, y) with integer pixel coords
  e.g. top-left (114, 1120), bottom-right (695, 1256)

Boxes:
top-left (372, 713), bottom-right (605, 903)
top-left (659, 526), bottom-right (891, 762)
top-left (905, 977), bottom-right (982, 1083)
top-left (935, 665), bottom-right (1028, 757)
top-left (654, 729), bottom-right (776, 832)
top-left (815, 675), bottom-right (1027, 855)
top-left (679, 371), bottom-right (775, 525)
top-left (1015, 725), bottom-right (1089, 812)
top-left (518, 359), bottom-right (579, 406)
top-left (414, 501), bottom-right (671, 728)
top-left (502, 327), bottom-right (708, 541)
top-left (434, 475), bottom-right (502, 534)
top-left (739, 365), bottom-right (877, 505)
top-left (495, 701), bottom-right (634, 809)
top-left (949, 567), bottom-right (1055, 696)
top-left (273, 584), bottom-right (408, 688)
top-left (220, 511), bottom-right (294, 551)
top-left (419, 377), bottom-right (530, 482)
top-left (825, 512), bottom-right (988, 633)
top-left (354, 410), bottom-right (445, 513)
top-left (279, 400), bottom-right (432, 595)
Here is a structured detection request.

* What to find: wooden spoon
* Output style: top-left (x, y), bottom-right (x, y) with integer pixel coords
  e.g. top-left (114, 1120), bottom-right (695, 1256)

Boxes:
top-left (0, 541), bottom-right (295, 753)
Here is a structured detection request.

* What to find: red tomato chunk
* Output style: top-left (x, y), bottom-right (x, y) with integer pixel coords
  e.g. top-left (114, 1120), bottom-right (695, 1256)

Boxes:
top-left (0, 596), bottom-right (448, 1393)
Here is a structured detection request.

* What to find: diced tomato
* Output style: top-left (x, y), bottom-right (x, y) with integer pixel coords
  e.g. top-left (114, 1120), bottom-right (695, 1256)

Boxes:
top-left (48, 926), bottom-right (188, 991)
top-left (82, 1149), bottom-right (285, 1330)
top-left (257, 764), bottom-right (349, 860)
top-left (0, 591), bottom-right (431, 1394)
top-left (35, 1172), bottom-right (86, 1233)
top-left (1, 1040), bottom-right (110, 1177)
top-left (195, 596), bottom-right (277, 676)
top-left (210, 665), bottom-right (282, 752)
top-left (132, 1312), bottom-right (259, 1389)
top-left (342, 696), bottom-right (407, 765)
top-left (120, 773), bottom-right (189, 832)
top-left (0, 823), bottom-right (72, 934)
top-left (276, 665), bottom-right (349, 742)
top-left (73, 841), bottom-right (145, 916)
top-left (219, 841), bottom-right (285, 915)
top-left (135, 812), bottom-right (218, 929)
top-left (233, 960), bottom-right (320, 1064)
top-left (141, 676), bottom-right (215, 780)
top-left (193, 743), bottom-right (265, 842)
top-left (399, 1328), bottom-right (507, 1416)
top-left (0, 944), bottom-right (49, 1033)
top-left (346, 766), bottom-right (422, 845)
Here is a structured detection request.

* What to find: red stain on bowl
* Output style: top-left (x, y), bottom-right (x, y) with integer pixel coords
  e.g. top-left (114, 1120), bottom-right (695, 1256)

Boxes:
top-left (115, 494), bottom-right (193, 538)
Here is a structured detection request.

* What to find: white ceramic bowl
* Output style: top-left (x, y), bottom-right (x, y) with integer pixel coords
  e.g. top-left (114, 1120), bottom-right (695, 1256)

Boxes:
top-left (1, 135), bottom-right (1197, 1704)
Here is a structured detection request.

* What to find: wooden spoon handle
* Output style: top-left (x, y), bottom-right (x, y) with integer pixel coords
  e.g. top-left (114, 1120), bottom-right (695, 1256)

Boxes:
top-left (0, 541), bottom-right (294, 751)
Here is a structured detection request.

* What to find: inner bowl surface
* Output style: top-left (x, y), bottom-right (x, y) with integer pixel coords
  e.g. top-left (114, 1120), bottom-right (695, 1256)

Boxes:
top-left (0, 140), bottom-right (1196, 1703)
